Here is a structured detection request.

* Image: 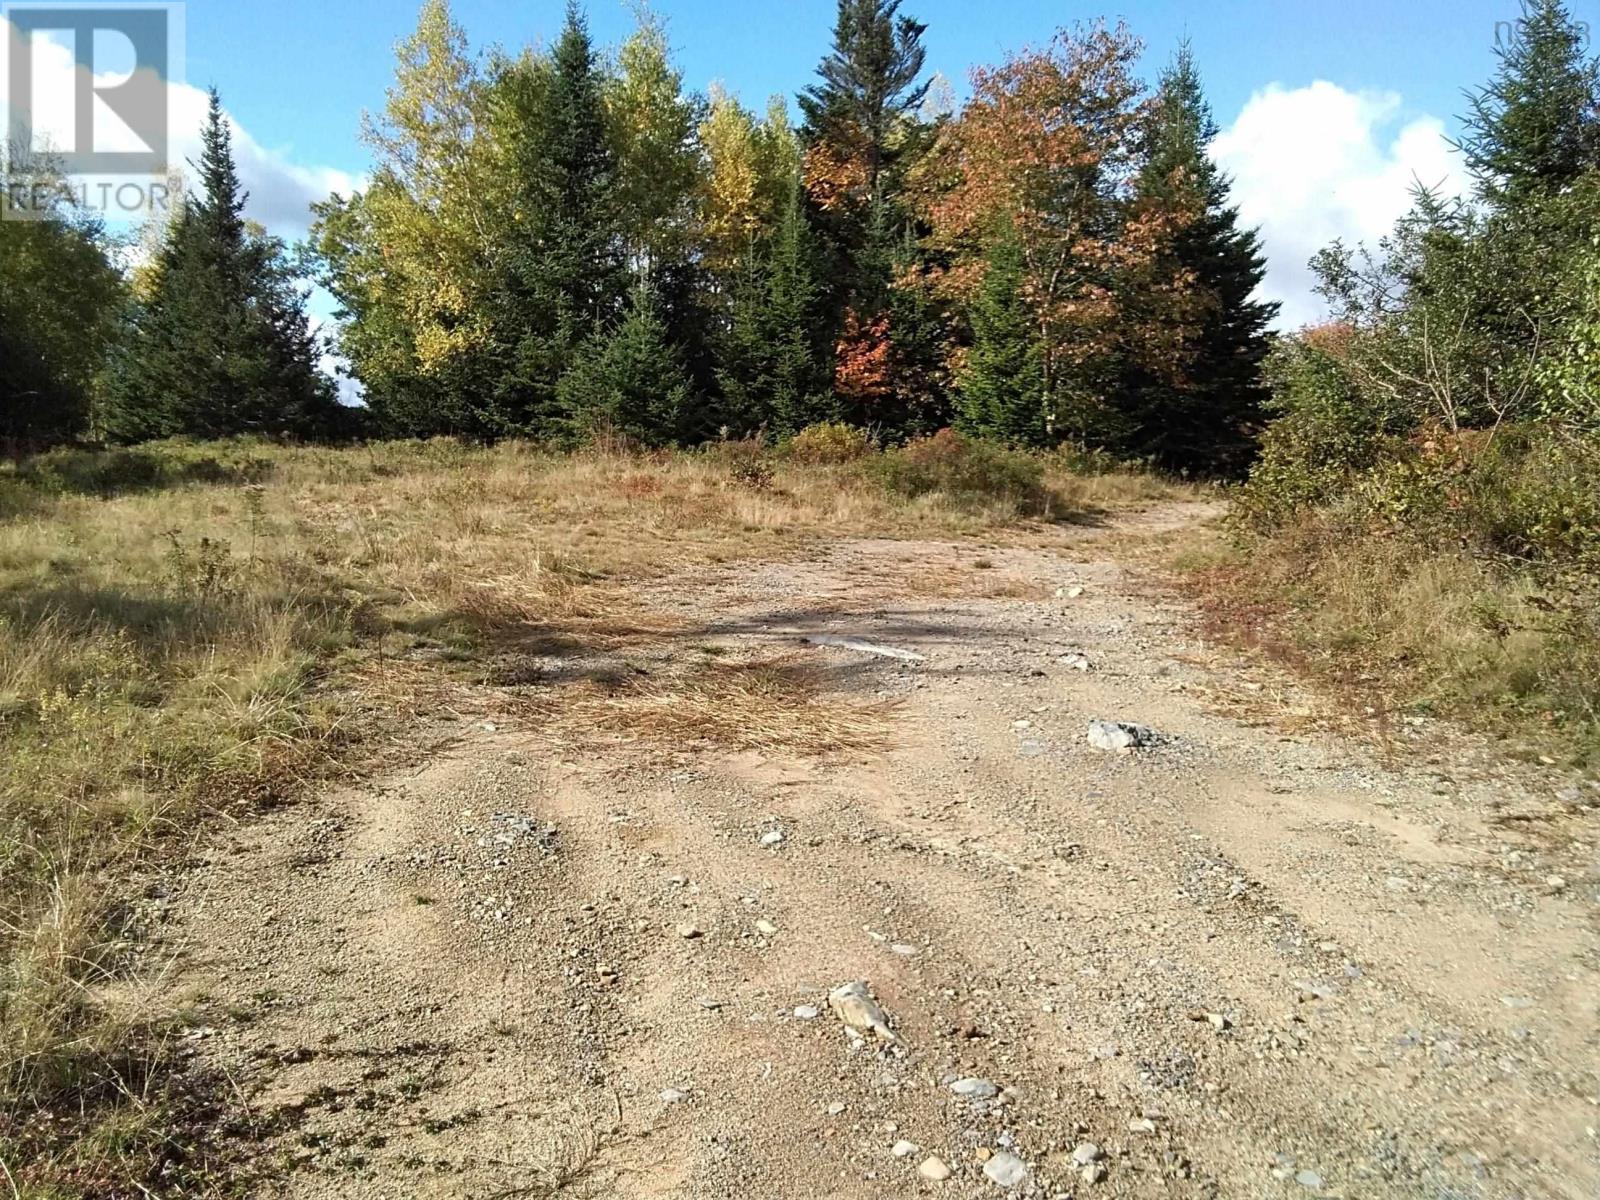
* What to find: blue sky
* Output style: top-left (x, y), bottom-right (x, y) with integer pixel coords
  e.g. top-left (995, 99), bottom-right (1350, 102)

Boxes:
top-left (5, 0), bottom-right (1544, 325)
top-left (197, 0), bottom-right (1512, 180)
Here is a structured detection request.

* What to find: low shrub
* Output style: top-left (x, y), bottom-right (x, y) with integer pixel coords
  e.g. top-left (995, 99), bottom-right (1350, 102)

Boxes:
top-left (16, 440), bottom-right (275, 498)
top-left (782, 422), bottom-right (874, 465)
top-left (877, 429), bottom-right (1049, 511)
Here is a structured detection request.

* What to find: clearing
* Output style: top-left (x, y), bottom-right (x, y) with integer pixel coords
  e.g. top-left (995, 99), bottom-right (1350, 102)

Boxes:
top-left (162, 501), bottom-right (1597, 1198)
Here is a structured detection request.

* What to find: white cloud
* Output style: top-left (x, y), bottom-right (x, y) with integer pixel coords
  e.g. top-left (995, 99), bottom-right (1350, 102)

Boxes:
top-left (3, 17), bottom-right (357, 237)
top-left (1211, 81), bottom-right (1468, 329)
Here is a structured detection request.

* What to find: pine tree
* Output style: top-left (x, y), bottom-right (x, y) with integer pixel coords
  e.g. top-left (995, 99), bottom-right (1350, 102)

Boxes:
top-left (1123, 43), bottom-right (1277, 475)
top-left (488, 3), bottom-right (627, 436)
top-left (559, 284), bottom-right (693, 445)
top-left (956, 227), bottom-right (1045, 445)
top-left (112, 89), bottom-right (334, 441)
top-left (1460, 0), bottom-right (1600, 206)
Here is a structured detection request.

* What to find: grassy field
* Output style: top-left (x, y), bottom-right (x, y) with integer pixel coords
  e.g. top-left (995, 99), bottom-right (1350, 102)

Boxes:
top-left (1179, 519), bottom-right (1600, 768)
top-left (0, 435), bottom-right (1185, 1194)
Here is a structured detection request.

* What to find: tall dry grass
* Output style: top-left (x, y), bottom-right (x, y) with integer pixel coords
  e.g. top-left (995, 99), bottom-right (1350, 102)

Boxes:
top-left (1183, 518), bottom-right (1600, 764)
top-left (0, 437), bottom-right (1186, 1190)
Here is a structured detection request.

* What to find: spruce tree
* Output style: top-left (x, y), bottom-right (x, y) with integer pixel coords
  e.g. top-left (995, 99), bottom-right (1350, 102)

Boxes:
top-left (1123, 44), bottom-right (1276, 475)
top-left (799, 0), bottom-right (935, 437)
top-left (715, 178), bottom-right (836, 436)
top-left (112, 89), bottom-right (334, 441)
top-left (488, 3), bottom-right (626, 436)
top-left (558, 284), bottom-right (693, 445)
top-left (1460, 0), bottom-right (1599, 206)
top-left (800, 0), bottom-right (929, 197)
top-left (956, 227), bottom-right (1045, 446)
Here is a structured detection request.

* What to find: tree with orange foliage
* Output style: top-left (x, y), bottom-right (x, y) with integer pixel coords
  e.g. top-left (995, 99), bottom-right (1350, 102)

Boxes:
top-left (928, 22), bottom-right (1174, 443)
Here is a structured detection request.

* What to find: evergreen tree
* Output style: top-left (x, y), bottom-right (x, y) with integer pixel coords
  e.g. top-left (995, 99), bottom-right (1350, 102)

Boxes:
top-left (956, 227), bottom-right (1045, 445)
top-left (800, 0), bottom-right (929, 197)
top-left (559, 284), bottom-right (693, 445)
top-left (716, 178), bottom-right (836, 435)
top-left (112, 89), bottom-right (334, 441)
top-left (1460, 0), bottom-right (1600, 206)
top-left (1122, 43), bottom-right (1276, 475)
top-left (488, 3), bottom-right (627, 436)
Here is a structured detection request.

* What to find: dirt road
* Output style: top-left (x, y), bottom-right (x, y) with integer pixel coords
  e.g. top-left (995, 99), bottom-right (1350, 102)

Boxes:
top-left (167, 503), bottom-right (1599, 1199)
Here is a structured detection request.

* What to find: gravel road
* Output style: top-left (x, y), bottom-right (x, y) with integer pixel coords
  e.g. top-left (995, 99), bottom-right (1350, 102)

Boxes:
top-left (168, 504), bottom-right (1599, 1199)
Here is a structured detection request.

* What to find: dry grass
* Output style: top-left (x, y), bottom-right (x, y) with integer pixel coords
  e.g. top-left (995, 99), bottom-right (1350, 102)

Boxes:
top-left (1180, 520), bottom-right (1600, 765)
top-left (522, 654), bottom-right (895, 756)
top-left (0, 437), bottom-right (1186, 1193)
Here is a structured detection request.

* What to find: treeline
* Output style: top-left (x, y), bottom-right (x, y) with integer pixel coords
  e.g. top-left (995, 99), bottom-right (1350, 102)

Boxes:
top-left (3, 0), bottom-right (1272, 472)
top-left (1, 94), bottom-right (346, 448)
top-left (311, 0), bottom-right (1273, 474)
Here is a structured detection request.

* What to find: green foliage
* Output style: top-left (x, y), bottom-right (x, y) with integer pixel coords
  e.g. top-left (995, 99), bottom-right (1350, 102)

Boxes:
top-left (716, 179), bottom-right (838, 435)
top-left (956, 227), bottom-right (1046, 446)
top-left (1460, 0), bottom-right (1600, 206)
top-left (559, 286), bottom-right (695, 445)
top-left (1536, 234), bottom-right (1600, 429)
top-left (877, 428), bottom-right (1047, 509)
top-left (607, 9), bottom-right (706, 273)
top-left (1120, 42), bottom-right (1276, 475)
top-left (486, 5), bottom-right (629, 437)
top-left (111, 90), bottom-right (336, 442)
top-left (799, 0), bottom-right (930, 194)
top-left (0, 158), bottom-right (124, 447)
top-left (1236, 334), bottom-right (1400, 527)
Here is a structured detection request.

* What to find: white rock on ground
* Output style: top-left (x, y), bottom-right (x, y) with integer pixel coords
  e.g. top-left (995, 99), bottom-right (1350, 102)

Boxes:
top-left (827, 980), bottom-right (897, 1042)
top-left (918, 1156), bottom-right (952, 1182)
top-left (983, 1150), bottom-right (1029, 1188)
top-left (1087, 720), bottom-right (1157, 751)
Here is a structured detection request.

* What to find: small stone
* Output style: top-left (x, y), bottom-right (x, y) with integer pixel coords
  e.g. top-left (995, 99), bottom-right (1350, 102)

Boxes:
top-left (659, 1088), bottom-right (688, 1104)
top-left (1071, 1143), bottom-right (1103, 1167)
top-left (1206, 1012), bottom-right (1230, 1031)
top-left (892, 1140), bottom-right (920, 1159)
top-left (1546, 875), bottom-right (1567, 892)
top-left (755, 919), bottom-right (779, 936)
top-left (759, 829), bottom-right (785, 847)
top-left (794, 1005), bottom-right (821, 1019)
top-left (951, 1077), bottom-right (999, 1100)
top-left (983, 1151), bottom-right (1028, 1188)
top-left (1081, 1163), bottom-right (1109, 1185)
top-left (1058, 653), bottom-right (1092, 672)
top-left (826, 1101), bottom-right (847, 1116)
top-left (1087, 720), bottom-right (1156, 751)
top-left (1500, 995), bottom-right (1534, 1009)
top-left (1295, 1169), bottom-right (1324, 1191)
top-left (890, 943), bottom-right (918, 957)
top-left (1128, 1118), bottom-right (1157, 1134)
top-left (676, 923), bottom-right (703, 939)
top-left (918, 1156), bottom-right (952, 1182)
top-left (695, 996), bottom-right (724, 1010)
top-left (828, 980), bottom-right (896, 1042)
